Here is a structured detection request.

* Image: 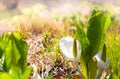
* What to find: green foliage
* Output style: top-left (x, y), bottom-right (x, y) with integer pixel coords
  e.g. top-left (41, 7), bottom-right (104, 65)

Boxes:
top-left (87, 7), bottom-right (111, 79)
top-left (0, 32), bottom-right (28, 72)
top-left (75, 26), bottom-right (90, 79)
top-left (0, 32), bottom-right (31, 79)
top-left (87, 10), bottom-right (111, 57)
top-left (0, 36), bottom-right (3, 58)
top-left (106, 30), bottom-right (120, 79)
top-left (21, 67), bottom-right (32, 79)
top-left (75, 7), bottom-right (111, 79)
top-left (91, 6), bottom-right (99, 16)
top-left (75, 26), bottom-right (89, 54)
top-left (54, 13), bottom-right (85, 28)
top-left (69, 13), bottom-right (84, 27)
top-left (0, 66), bottom-right (32, 79)
top-left (0, 73), bottom-right (13, 79)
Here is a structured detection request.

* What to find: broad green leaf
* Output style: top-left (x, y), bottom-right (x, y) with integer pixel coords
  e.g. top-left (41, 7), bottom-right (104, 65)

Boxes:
top-left (75, 26), bottom-right (90, 78)
top-left (12, 32), bottom-right (28, 73)
top-left (75, 25), bottom-right (90, 79)
top-left (87, 11), bottom-right (111, 57)
top-left (75, 26), bottom-right (90, 56)
top-left (87, 10), bottom-right (111, 79)
top-left (4, 33), bottom-right (21, 70)
top-left (0, 32), bottom-right (28, 73)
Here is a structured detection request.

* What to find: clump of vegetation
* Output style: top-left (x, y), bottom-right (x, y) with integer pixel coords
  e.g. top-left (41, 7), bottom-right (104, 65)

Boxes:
top-left (59, 7), bottom-right (111, 79)
top-left (0, 32), bottom-right (32, 79)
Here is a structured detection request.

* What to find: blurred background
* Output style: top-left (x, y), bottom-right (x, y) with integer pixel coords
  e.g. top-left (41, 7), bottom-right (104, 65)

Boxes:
top-left (0, 0), bottom-right (120, 16)
top-left (0, 0), bottom-right (120, 10)
top-left (0, 0), bottom-right (120, 79)
top-left (0, 0), bottom-right (119, 26)
top-left (0, 0), bottom-right (120, 34)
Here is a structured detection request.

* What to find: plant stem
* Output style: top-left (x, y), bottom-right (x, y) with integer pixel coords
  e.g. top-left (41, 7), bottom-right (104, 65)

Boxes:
top-left (75, 60), bottom-right (85, 79)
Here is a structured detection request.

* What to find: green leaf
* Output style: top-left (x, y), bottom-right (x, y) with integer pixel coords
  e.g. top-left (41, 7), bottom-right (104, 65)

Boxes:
top-left (88, 59), bottom-right (97, 79)
top-left (91, 6), bottom-right (100, 16)
top-left (9, 66), bottom-right (22, 79)
top-left (0, 32), bottom-right (28, 73)
top-left (75, 26), bottom-right (91, 77)
top-left (21, 67), bottom-right (32, 79)
top-left (87, 9), bottom-right (111, 79)
top-left (80, 55), bottom-right (88, 79)
top-left (12, 32), bottom-right (28, 73)
top-left (4, 33), bottom-right (21, 70)
top-left (75, 26), bottom-right (90, 79)
top-left (0, 36), bottom-right (3, 58)
top-left (87, 11), bottom-right (111, 57)
top-left (0, 73), bottom-right (13, 79)
top-left (75, 26), bottom-right (90, 55)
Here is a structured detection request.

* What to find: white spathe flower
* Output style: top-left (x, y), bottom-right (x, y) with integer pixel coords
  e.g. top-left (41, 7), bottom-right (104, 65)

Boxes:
top-left (59, 36), bottom-right (81, 60)
top-left (59, 36), bottom-right (85, 79)
top-left (93, 51), bottom-right (109, 70)
top-left (93, 51), bottom-right (109, 79)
